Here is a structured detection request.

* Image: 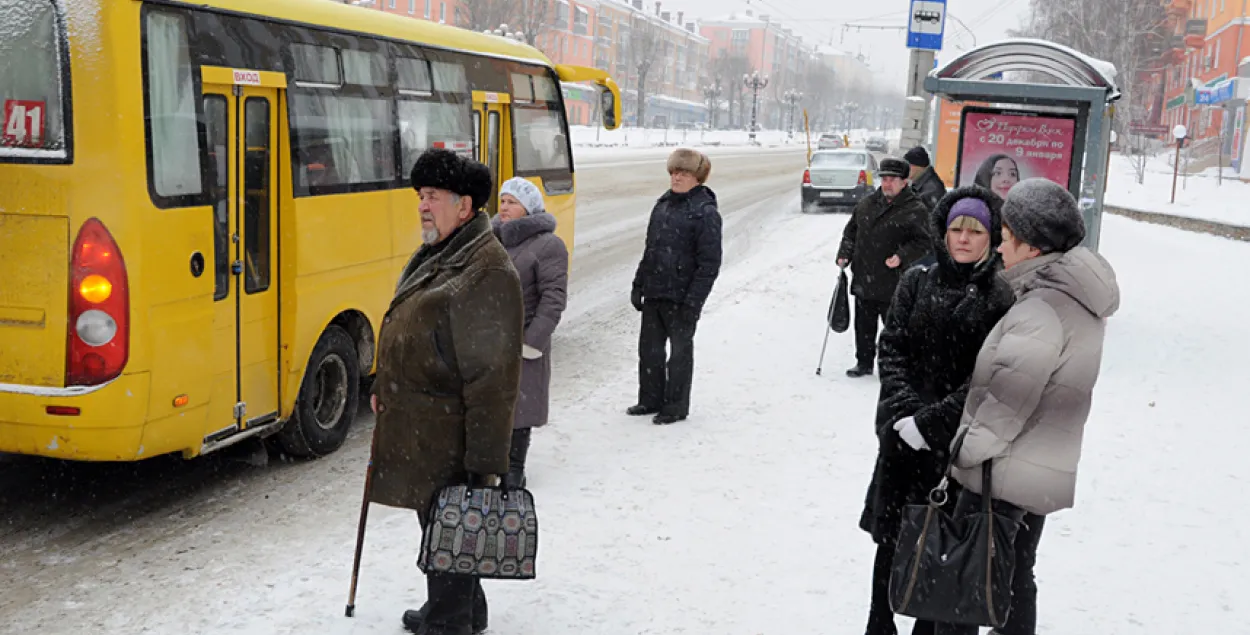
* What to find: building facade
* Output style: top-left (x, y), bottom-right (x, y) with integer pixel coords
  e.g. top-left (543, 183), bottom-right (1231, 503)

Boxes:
top-left (700, 8), bottom-right (809, 130)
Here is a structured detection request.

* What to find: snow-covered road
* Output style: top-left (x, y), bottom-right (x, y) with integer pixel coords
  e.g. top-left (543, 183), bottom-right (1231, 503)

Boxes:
top-left (1, 148), bottom-right (1246, 634)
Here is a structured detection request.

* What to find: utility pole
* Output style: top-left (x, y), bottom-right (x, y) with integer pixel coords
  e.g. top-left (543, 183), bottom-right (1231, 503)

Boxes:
top-left (899, 0), bottom-right (946, 152)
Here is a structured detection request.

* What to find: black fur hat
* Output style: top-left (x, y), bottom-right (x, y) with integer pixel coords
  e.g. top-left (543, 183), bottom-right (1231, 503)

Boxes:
top-left (410, 148), bottom-right (494, 211)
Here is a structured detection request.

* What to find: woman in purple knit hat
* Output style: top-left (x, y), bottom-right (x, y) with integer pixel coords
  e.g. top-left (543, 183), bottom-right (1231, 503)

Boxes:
top-left (858, 185), bottom-right (1017, 635)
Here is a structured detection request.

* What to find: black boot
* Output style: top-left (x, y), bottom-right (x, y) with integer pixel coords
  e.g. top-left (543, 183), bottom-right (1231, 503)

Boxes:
top-left (652, 413), bottom-right (687, 425)
top-left (846, 363), bottom-right (874, 378)
top-left (506, 428), bottom-right (531, 489)
top-left (626, 404), bottom-right (659, 416)
top-left (402, 585), bottom-right (488, 634)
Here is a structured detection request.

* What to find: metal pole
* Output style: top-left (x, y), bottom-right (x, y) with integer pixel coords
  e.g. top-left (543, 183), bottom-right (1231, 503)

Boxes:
top-left (1171, 139), bottom-right (1182, 203)
top-left (1219, 109), bottom-right (1225, 186)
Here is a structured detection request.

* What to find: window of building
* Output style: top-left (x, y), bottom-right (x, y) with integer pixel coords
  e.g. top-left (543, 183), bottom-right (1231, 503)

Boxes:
top-left (439, 2), bottom-right (445, 22)
top-left (409, 0), bottom-right (415, 14)
top-left (424, 0), bottom-right (430, 18)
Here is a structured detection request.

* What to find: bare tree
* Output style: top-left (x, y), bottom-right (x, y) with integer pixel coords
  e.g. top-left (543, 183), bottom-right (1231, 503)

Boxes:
top-left (629, 15), bottom-right (664, 127)
top-left (710, 51), bottom-right (750, 128)
top-left (458, 0), bottom-right (550, 47)
top-left (1011, 0), bottom-right (1168, 139)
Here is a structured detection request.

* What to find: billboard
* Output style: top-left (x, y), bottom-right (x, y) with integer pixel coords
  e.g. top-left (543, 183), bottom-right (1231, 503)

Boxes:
top-left (955, 107), bottom-right (1078, 199)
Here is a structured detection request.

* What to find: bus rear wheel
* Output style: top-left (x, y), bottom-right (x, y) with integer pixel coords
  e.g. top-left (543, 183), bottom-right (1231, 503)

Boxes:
top-left (274, 325), bottom-right (360, 458)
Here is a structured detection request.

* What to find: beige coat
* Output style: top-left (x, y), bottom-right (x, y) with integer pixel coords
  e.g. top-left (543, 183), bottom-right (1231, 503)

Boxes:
top-left (950, 247), bottom-right (1120, 516)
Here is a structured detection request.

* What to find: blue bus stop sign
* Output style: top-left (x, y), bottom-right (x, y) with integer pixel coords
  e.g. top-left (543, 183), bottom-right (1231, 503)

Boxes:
top-left (907, 0), bottom-right (947, 51)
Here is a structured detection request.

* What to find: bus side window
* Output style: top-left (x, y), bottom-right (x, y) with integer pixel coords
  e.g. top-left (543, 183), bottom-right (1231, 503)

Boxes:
top-left (202, 95), bottom-right (230, 301)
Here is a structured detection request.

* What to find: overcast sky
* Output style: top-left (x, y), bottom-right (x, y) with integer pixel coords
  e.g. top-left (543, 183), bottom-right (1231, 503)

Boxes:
top-left (680, 0), bottom-right (1031, 89)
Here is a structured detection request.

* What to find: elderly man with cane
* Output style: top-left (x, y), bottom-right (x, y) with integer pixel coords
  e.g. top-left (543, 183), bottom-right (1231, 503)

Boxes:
top-left (345, 148), bottom-right (524, 635)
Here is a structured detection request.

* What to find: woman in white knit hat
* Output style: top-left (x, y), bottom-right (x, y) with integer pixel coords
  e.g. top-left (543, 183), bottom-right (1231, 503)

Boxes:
top-left (491, 177), bottom-right (569, 489)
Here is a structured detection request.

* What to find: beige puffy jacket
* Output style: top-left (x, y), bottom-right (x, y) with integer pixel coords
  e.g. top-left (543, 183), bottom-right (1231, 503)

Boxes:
top-left (950, 247), bottom-right (1120, 515)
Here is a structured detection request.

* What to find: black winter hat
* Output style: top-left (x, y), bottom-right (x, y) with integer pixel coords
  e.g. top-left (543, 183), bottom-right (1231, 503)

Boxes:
top-left (1001, 178), bottom-right (1086, 254)
top-left (410, 148), bottom-right (494, 211)
top-left (878, 157), bottom-right (910, 179)
top-left (904, 146), bottom-right (931, 168)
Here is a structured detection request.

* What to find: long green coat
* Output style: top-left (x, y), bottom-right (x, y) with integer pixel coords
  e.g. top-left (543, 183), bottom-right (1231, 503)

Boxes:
top-left (368, 211), bottom-right (524, 513)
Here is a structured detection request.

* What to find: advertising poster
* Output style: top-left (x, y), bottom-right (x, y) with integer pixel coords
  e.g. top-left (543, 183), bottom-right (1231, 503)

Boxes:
top-left (955, 108), bottom-right (1078, 199)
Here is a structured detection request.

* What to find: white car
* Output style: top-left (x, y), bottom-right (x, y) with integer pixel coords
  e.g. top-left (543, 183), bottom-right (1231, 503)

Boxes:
top-left (801, 149), bottom-right (878, 213)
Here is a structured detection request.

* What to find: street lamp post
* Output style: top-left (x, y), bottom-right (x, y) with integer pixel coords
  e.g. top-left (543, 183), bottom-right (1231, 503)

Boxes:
top-left (783, 89), bottom-right (803, 140)
top-left (744, 70), bottom-right (769, 144)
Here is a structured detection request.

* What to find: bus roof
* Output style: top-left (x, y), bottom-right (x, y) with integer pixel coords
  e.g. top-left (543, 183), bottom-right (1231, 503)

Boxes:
top-left (161, 0), bottom-right (555, 67)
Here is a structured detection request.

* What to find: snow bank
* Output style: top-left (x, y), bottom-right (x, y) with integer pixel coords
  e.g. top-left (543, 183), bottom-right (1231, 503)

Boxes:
top-left (1106, 152), bottom-right (1250, 228)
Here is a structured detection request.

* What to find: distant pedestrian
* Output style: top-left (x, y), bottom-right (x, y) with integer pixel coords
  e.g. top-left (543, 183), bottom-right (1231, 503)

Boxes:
top-left (836, 157), bottom-right (930, 378)
top-left (627, 148), bottom-right (723, 425)
top-left (928, 179), bottom-right (1121, 635)
top-left (905, 146), bottom-right (948, 212)
top-left (368, 148), bottom-right (524, 635)
top-left (491, 177), bottom-right (569, 489)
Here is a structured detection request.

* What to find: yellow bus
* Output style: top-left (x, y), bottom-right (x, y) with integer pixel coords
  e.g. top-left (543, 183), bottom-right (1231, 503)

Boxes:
top-left (0, 0), bottom-right (620, 462)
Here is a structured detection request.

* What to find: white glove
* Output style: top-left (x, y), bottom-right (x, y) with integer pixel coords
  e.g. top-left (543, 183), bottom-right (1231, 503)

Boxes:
top-left (521, 344), bottom-right (543, 360)
top-left (893, 416), bottom-right (930, 451)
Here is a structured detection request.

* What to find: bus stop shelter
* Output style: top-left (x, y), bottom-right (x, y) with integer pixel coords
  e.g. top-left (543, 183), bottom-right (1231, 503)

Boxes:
top-left (925, 39), bottom-right (1121, 250)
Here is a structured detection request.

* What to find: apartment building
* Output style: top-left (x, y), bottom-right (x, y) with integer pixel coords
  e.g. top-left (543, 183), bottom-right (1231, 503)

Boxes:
top-left (700, 8), bottom-right (809, 129)
top-left (348, 0), bottom-right (462, 23)
top-left (1155, 0), bottom-right (1248, 158)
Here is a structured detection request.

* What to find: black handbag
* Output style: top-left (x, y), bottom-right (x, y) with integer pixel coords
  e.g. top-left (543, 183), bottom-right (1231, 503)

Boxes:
top-left (828, 268), bottom-right (851, 333)
top-left (888, 432), bottom-right (1022, 628)
top-left (417, 482), bottom-right (538, 580)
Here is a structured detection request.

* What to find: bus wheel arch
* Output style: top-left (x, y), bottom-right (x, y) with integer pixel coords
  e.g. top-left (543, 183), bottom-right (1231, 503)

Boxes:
top-left (273, 323), bottom-right (362, 459)
top-left (331, 309), bottom-right (376, 375)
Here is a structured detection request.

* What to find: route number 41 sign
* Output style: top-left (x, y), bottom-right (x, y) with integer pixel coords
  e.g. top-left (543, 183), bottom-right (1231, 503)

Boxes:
top-left (3, 99), bottom-right (47, 147)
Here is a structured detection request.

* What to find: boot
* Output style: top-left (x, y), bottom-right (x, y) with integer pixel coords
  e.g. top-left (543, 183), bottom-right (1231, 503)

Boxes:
top-left (846, 363), bottom-right (874, 378)
top-left (402, 597), bottom-right (487, 634)
top-left (652, 413), bottom-right (687, 425)
top-left (626, 404), bottom-right (659, 416)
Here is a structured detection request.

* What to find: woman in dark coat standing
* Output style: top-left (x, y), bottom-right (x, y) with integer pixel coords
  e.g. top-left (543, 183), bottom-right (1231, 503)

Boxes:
top-left (859, 186), bottom-right (1016, 635)
top-left (492, 177), bottom-right (569, 489)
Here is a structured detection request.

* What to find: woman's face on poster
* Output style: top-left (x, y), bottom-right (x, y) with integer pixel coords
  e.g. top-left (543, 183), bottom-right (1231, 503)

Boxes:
top-left (990, 158), bottom-right (1019, 199)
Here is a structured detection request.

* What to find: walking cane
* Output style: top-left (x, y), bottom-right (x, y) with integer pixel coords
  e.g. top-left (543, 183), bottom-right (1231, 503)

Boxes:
top-left (345, 431), bottom-right (378, 618)
top-left (815, 264), bottom-right (844, 376)
top-left (815, 325), bottom-right (832, 376)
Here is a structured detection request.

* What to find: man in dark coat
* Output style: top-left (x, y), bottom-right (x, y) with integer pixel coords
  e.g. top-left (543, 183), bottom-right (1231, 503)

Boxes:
top-left (627, 148), bottom-right (723, 425)
top-left (905, 145), bottom-right (947, 212)
top-left (369, 148), bottom-right (524, 635)
top-left (836, 157), bottom-right (930, 378)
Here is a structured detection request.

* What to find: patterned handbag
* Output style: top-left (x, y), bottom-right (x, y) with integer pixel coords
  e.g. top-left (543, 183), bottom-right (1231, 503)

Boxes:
top-left (417, 483), bottom-right (538, 580)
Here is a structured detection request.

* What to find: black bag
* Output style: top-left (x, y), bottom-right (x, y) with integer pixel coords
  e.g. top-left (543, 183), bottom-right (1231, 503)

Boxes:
top-left (888, 433), bottom-right (1021, 628)
top-left (828, 269), bottom-right (851, 333)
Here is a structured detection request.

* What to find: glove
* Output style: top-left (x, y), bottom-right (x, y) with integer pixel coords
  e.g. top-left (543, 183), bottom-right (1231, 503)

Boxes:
top-left (631, 289), bottom-right (644, 312)
top-left (521, 344), bottom-right (543, 360)
top-left (893, 416), bottom-right (930, 451)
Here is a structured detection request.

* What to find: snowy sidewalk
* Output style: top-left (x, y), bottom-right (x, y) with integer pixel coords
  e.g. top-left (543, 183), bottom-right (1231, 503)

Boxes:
top-left (1106, 153), bottom-right (1250, 232)
top-left (174, 205), bottom-right (1250, 635)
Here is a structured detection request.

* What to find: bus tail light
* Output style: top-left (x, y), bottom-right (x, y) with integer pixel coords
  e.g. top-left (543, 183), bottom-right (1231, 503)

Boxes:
top-left (66, 218), bottom-right (129, 387)
top-left (858, 170), bottom-right (867, 186)
top-left (802, 169), bottom-right (811, 185)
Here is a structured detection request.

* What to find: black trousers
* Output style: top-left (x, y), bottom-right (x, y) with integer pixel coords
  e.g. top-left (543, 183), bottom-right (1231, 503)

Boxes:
top-left (506, 428), bottom-right (532, 487)
top-left (854, 297), bottom-right (891, 367)
top-left (934, 492), bottom-right (1046, 635)
top-left (868, 537), bottom-right (937, 635)
top-left (637, 300), bottom-right (699, 417)
top-left (423, 573), bottom-right (487, 630)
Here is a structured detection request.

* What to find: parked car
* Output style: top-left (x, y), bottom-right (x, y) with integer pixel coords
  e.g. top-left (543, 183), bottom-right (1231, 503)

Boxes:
top-left (801, 149), bottom-right (878, 213)
top-left (865, 136), bottom-right (890, 153)
top-left (816, 133), bottom-right (845, 150)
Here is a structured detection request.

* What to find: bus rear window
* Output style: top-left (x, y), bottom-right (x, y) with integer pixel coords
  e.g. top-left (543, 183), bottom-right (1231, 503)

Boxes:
top-left (0, 0), bottom-right (67, 160)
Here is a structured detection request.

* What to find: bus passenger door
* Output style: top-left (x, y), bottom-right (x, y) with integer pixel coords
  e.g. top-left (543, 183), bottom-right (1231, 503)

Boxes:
top-left (234, 86), bottom-right (281, 429)
top-left (200, 71), bottom-right (282, 442)
top-left (473, 91), bottom-right (511, 216)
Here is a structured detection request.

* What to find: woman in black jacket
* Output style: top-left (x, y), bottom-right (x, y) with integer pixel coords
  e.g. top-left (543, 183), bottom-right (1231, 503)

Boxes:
top-left (859, 186), bottom-right (1016, 635)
